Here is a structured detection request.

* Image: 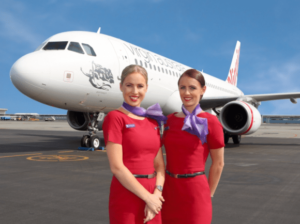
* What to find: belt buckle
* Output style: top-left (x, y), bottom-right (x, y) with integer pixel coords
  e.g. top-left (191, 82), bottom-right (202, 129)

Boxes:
top-left (174, 174), bottom-right (178, 178)
top-left (148, 171), bottom-right (156, 179)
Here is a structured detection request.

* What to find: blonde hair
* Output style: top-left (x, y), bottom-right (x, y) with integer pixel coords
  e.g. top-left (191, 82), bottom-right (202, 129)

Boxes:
top-left (120, 65), bottom-right (148, 84)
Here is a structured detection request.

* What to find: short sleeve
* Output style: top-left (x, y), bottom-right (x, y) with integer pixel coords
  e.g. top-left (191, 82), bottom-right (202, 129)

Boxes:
top-left (206, 115), bottom-right (225, 150)
top-left (102, 111), bottom-right (124, 145)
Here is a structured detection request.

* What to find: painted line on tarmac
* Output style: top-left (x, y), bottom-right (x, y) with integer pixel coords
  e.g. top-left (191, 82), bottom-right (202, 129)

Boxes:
top-left (58, 150), bottom-right (74, 153)
top-left (0, 153), bottom-right (42, 159)
top-left (27, 155), bottom-right (89, 162)
top-left (290, 134), bottom-right (298, 138)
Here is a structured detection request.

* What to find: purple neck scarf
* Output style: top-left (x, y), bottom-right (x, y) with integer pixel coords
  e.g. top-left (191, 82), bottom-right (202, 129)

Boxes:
top-left (182, 104), bottom-right (208, 144)
top-left (122, 102), bottom-right (167, 127)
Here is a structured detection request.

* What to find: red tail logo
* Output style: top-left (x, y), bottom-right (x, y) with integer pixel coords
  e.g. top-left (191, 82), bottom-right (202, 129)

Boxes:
top-left (227, 48), bottom-right (240, 86)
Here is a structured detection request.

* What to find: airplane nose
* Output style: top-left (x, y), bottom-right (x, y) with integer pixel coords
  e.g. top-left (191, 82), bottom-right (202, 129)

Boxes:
top-left (10, 52), bottom-right (50, 98)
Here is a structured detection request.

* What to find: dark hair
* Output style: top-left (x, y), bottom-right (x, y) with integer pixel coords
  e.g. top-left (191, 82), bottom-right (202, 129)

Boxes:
top-left (178, 69), bottom-right (205, 87)
top-left (178, 69), bottom-right (206, 99)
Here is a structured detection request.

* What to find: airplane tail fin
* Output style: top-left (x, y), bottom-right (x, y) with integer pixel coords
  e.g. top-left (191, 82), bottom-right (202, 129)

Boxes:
top-left (226, 41), bottom-right (241, 86)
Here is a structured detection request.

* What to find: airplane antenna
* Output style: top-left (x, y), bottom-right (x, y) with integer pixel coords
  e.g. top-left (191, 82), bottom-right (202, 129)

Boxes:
top-left (97, 27), bottom-right (101, 34)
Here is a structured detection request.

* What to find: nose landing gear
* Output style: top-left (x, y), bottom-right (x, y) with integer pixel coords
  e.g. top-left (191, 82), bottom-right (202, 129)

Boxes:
top-left (80, 112), bottom-right (105, 149)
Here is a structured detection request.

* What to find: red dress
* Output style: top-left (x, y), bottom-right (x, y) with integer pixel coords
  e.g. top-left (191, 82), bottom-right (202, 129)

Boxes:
top-left (161, 112), bottom-right (224, 224)
top-left (102, 110), bottom-right (162, 224)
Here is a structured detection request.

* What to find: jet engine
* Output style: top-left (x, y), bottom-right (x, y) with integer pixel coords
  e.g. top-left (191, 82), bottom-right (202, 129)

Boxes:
top-left (67, 111), bottom-right (106, 131)
top-left (219, 101), bottom-right (261, 135)
top-left (67, 111), bottom-right (89, 130)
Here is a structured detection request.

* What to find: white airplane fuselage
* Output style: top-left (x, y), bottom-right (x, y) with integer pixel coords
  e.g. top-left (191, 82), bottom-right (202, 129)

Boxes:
top-left (10, 31), bottom-right (244, 115)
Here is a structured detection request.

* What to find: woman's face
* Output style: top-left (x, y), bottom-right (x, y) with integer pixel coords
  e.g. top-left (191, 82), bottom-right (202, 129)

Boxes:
top-left (120, 72), bottom-right (148, 107)
top-left (178, 75), bottom-right (206, 110)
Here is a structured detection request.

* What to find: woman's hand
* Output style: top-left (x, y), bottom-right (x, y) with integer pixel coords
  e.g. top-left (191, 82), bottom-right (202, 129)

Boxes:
top-left (144, 193), bottom-right (164, 214)
top-left (144, 205), bottom-right (156, 223)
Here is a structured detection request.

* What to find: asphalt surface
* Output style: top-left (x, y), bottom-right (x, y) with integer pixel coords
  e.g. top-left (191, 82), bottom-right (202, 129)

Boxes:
top-left (1, 122), bottom-right (300, 224)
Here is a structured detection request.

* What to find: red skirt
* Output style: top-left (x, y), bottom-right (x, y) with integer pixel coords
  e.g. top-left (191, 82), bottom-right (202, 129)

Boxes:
top-left (109, 176), bottom-right (162, 224)
top-left (161, 174), bottom-right (212, 224)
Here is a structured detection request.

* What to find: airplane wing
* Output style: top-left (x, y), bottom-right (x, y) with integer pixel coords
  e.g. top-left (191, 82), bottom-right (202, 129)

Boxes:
top-left (201, 96), bottom-right (239, 110)
top-left (245, 92), bottom-right (300, 102)
top-left (201, 92), bottom-right (300, 110)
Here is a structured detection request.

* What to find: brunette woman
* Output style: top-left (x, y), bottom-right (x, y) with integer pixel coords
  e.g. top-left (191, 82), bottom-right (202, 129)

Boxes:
top-left (102, 65), bottom-right (166, 224)
top-left (162, 69), bottom-right (225, 224)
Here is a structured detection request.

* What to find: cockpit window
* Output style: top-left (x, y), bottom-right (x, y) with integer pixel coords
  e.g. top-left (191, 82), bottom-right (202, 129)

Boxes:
top-left (43, 41), bottom-right (68, 50)
top-left (82, 43), bottom-right (96, 56)
top-left (68, 42), bottom-right (84, 54)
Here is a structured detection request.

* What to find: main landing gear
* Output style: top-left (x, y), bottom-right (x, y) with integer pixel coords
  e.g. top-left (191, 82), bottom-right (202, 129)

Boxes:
top-left (80, 112), bottom-right (105, 149)
top-left (224, 132), bottom-right (241, 144)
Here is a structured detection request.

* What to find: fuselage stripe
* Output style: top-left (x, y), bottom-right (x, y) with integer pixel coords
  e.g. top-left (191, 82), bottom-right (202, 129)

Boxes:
top-left (241, 102), bottom-right (253, 135)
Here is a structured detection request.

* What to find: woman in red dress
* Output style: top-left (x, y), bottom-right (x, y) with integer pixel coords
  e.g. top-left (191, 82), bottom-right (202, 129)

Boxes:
top-left (162, 69), bottom-right (225, 224)
top-left (102, 65), bottom-right (166, 224)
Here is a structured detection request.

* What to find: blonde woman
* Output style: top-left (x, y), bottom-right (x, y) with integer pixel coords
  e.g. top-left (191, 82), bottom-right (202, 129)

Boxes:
top-left (103, 65), bottom-right (166, 223)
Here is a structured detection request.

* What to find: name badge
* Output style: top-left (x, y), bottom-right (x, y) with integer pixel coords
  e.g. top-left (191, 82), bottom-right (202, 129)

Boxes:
top-left (164, 126), bottom-right (170, 131)
top-left (126, 124), bottom-right (135, 128)
top-left (154, 126), bottom-right (160, 130)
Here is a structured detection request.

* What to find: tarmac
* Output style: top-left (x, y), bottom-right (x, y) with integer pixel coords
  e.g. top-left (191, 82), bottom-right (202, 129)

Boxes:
top-left (1, 121), bottom-right (300, 224)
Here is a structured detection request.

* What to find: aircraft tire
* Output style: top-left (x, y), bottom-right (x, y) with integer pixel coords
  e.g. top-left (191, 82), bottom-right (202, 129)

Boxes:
top-left (224, 134), bottom-right (229, 144)
top-left (81, 135), bottom-right (90, 147)
top-left (232, 135), bottom-right (241, 144)
top-left (89, 135), bottom-right (100, 149)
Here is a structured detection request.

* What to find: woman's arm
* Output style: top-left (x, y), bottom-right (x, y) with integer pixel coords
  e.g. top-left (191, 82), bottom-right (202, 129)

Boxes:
top-left (106, 141), bottom-right (164, 214)
top-left (144, 147), bottom-right (165, 223)
top-left (153, 147), bottom-right (165, 195)
top-left (208, 147), bottom-right (224, 197)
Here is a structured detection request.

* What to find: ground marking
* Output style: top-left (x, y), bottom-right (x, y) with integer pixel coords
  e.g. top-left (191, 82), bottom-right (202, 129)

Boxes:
top-left (0, 153), bottom-right (42, 159)
top-left (27, 155), bottom-right (89, 162)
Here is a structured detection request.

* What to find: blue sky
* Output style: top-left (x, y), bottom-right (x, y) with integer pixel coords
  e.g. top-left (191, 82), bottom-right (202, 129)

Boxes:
top-left (1, 0), bottom-right (300, 115)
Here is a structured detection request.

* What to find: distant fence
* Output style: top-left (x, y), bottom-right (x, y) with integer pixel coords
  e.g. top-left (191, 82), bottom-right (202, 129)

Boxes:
top-left (262, 116), bottom-right (300, 124)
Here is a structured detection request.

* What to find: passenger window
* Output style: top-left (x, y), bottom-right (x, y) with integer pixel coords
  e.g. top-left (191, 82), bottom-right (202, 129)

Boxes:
top-left (149, 64), bottom-right (152, 69)
top-left (153, 65), bottom-right (156, 71)
top-left (145, 62), bottom-right (148, 68)
top-left (82, 43), bottom-right (96, 56)
top-left (135, 59), bottom-right (138, 65)
top-left (158, 67), bottom-right (160, 72)
top-left (68, 42), bottom-right (84, 54)
top-left (165, 69), bottom-right (168, 74)
top-left (140, 60), bottom-right (143, 67)
top-left (162, 68), bottom-right (164, 73)
top-left (43, 41), bottom-right (68, 50)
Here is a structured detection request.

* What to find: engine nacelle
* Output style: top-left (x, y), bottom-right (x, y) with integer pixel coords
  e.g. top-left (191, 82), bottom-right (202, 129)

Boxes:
top-left (67, 111), bottom-right (106, 131)
top-left (219, 101), bottom-right (261, 135)
top-left (67, 111), bottom-right (89, 130)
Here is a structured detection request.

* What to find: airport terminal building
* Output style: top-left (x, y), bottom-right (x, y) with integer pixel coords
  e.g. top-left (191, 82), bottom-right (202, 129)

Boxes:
top-left (0, 109), bottom-right (8, 115)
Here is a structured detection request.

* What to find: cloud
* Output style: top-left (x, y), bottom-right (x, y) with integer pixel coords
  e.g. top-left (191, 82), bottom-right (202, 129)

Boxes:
top-left (239, 56), bottom-right (300, 94)
top-left (0, 10), bottom-right (42, 48)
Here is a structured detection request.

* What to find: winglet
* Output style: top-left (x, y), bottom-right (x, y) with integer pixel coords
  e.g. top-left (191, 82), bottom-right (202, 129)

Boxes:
top-left (226, 41), bottom-right (241, 86)
top-left (97, 27), bottom-right (101, 34)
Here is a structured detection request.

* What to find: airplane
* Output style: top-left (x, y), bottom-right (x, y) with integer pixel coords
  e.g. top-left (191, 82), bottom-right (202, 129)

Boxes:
top-left (10, 29), bottom-right (300, 148)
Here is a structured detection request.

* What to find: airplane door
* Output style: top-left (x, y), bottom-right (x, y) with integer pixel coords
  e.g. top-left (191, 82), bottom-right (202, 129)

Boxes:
top-left (109, 39), bottom-right (130, 77)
